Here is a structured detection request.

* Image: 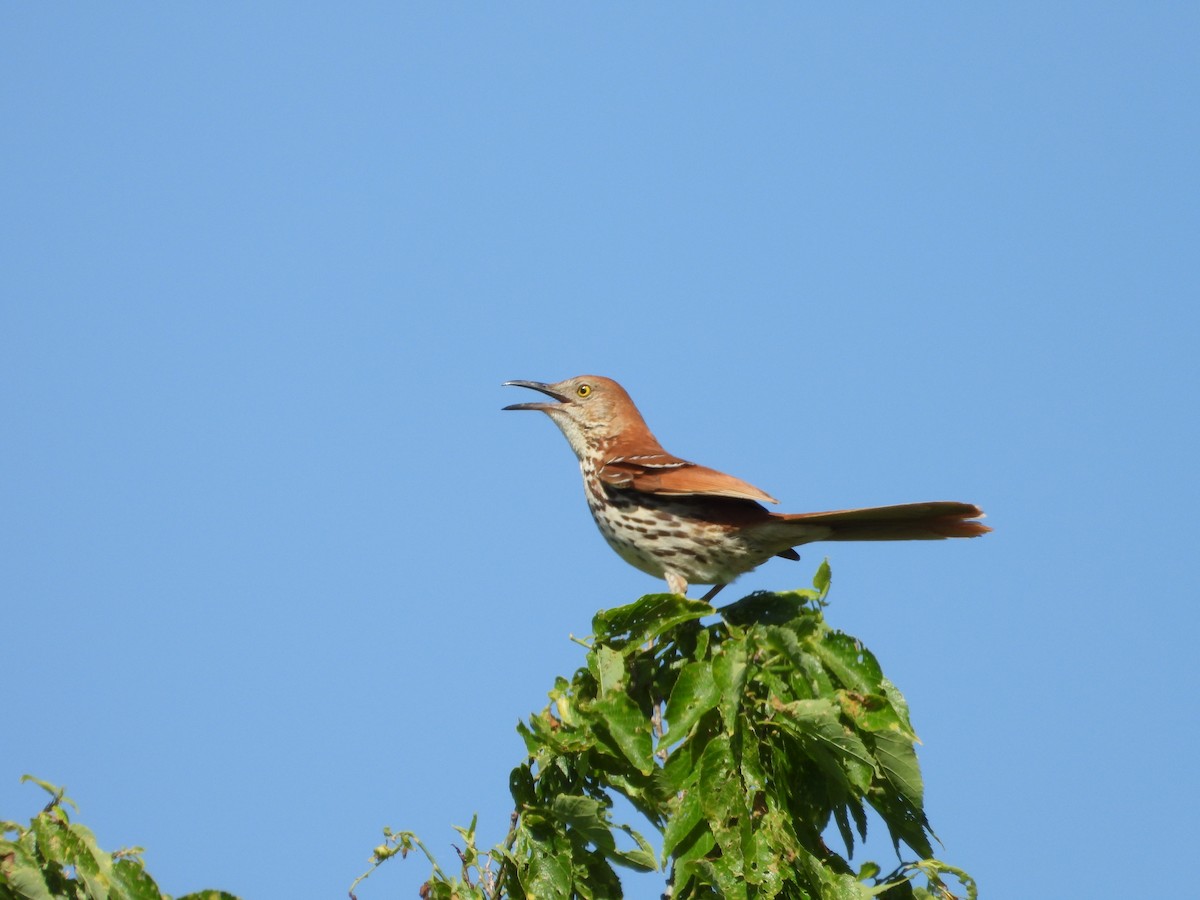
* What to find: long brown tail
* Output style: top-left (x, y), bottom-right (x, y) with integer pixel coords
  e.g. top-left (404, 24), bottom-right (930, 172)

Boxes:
top-left (774, 501), bottom-right (990, 541)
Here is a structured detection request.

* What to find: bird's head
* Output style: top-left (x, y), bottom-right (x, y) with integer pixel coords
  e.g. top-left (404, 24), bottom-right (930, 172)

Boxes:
top-left (503, 375), bottom-right (651, 459)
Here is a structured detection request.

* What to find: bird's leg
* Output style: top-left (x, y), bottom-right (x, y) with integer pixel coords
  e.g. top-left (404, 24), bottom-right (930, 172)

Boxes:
top-left (665, 571), bottom-right (688, 596)
top-left (700, 583), bottom-right (727, 603)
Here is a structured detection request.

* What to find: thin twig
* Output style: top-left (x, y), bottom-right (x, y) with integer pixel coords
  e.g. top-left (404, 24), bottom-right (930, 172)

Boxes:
top-left (483, 809), bottom-right (521, 900)
top-left (453, 844), bottom-right (473, 887)
top-left (42, 787), bottom-right (65, 815)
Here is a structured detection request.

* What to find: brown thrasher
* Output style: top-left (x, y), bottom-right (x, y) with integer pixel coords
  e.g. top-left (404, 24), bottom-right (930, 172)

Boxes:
top-left (503, 376), bottom-right (989, 601)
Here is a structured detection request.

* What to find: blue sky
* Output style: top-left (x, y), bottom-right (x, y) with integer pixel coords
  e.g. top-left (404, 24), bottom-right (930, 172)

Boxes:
top-left (3, 4), bottom-right (1196, 898)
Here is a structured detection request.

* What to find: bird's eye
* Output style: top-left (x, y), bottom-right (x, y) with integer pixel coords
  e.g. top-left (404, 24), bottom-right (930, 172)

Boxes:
top-left (576, 384), bottom-right (592, 398)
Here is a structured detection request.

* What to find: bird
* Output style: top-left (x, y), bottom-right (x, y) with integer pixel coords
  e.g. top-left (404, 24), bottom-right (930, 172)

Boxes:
top-left (503, 375), bottom-right (989, 601)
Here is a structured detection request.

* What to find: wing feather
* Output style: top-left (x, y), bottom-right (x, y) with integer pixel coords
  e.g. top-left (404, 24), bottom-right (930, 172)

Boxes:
top-left (599, 454), bottom-right (778, 504)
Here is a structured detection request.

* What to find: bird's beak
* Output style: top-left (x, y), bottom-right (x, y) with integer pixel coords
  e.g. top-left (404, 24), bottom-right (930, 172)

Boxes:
top-left (502, 380), bottom-right (569, 411)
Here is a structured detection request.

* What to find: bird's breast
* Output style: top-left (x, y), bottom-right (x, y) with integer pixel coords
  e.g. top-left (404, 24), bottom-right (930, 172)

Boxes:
top-left (578, 470), bottom-right (775, 584)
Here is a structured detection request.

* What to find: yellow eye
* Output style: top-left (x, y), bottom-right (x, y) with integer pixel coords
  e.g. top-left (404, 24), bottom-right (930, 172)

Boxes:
top-left (576, 384), bottom-right (592, 398)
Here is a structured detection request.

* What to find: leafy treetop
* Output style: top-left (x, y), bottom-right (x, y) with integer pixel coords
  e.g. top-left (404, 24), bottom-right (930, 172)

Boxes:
top-left (355, 562), bottom-right (977, 900)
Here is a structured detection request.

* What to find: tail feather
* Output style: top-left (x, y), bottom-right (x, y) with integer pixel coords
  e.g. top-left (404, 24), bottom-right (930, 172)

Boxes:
top-left (774, 501), bottom-right (990, 542)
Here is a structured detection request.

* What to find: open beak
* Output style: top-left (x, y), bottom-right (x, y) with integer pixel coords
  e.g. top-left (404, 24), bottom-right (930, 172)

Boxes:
top-left (502, 380), bottom-right (569, 411)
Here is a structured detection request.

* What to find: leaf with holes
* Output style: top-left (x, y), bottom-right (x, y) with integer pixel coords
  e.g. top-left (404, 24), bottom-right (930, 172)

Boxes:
top-left (665, 661), bottom-right (720, 744)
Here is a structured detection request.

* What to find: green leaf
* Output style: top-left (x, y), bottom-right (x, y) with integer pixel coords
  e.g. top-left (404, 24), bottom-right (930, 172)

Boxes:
top-left (661, 730), bottom-right (705, 793)
top-left (742, 825), bottom-right (785, 891)
top-left (711, 642), bottom-right (749, 734)
top-left (857, 861), bottom-right (881, 882)
top-left (571, 852), bottom-right (621, 900)
top-left (63, 819), bottom-right (113, 896)
top-left (871, 729), bottom-right (924, 810)
top-left (868, 729), bottom-right (934, 857)
top-left (523, 836), bottom-right (573, 900)
top-left (109, 858), bottom-right (166, 900)
top-left (28, 811), bottom-right (114, 898)
top-left (736, 725), bottom-right (766, 791)
top-left (761, 622), bottom-right (831, 701)
top-left (591, 645), bottom-right (626, 695)
top-left (551, 795), bottom-right (603, 822)
top-left (591, 692), bottom-right (654, 775)
top-left (509, 763), bottom-right (536, 808)
top-left (881, 676), bottom-right (916, 735)
top-left (661, 786), bottom-right (704, 861)
top-left (609, 826), bottom-right (657, 873)
top-left (1, 841), bottom-right (56, 900)
top-left (849, 797), bottom-right (869, 847)
top-left (755, 803), bottom-right (803, 867)
top-left (664, 661), bottom-right (719, 744)
top-left (814, 631), bottom-right (884, 695)
top-left (837, 691), bottom-right (907, 735)
top-left (548, 675), bottom-right (578, 727)
top-left (834, 802), bottom-right (856, 857)
top-left (591, 594), bottom-right (712, 647)
top-left (670, 825), bottom-right (716, 876)
top-left (813, 558), bottom-right (832, 599)
top-left (690, 857), bottom-right (749, 899)
top-left (719, 590), bottom-right (809, 626)
top-left (828, 871), bottom-right (876, 899)
top-left (552, 795), bottom-right (618, 859)
top-left (697, 735), bottom-right (739, 820)
top-left (697, 735), bottom-right (745, 876)
top-left (908, 858), bottom-right (978, 900)
top-left (772, 698), bottom-right (876, 793)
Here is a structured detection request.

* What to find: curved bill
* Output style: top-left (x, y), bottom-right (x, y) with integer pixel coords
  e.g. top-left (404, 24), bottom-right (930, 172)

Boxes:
top-left (502, 380), bottom-right (570, 411)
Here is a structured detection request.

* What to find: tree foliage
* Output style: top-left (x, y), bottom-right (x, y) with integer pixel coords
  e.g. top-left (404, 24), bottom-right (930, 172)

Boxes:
top-left (355, 563), bottom-right (976, 899)
top-left (0, 776), bottom-right (236, 900)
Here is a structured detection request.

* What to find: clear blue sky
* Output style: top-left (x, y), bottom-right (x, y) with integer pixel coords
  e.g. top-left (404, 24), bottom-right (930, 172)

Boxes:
top-left (3, 5), bottom-right (1196, 898)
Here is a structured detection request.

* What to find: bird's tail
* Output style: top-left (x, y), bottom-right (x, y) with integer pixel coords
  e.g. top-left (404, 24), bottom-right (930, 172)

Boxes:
top-left (772, 501), bottom-right (990, 541)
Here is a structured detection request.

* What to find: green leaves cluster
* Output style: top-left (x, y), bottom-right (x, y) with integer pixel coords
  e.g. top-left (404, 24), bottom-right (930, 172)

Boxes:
top-left (0, 777), bottom-right (237, 900)
top-left (362, 563), bottom-right (976, 899)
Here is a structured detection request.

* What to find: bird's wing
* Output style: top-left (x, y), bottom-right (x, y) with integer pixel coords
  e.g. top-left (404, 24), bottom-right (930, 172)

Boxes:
top-left (598, 454), bottom-right (779, 504)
